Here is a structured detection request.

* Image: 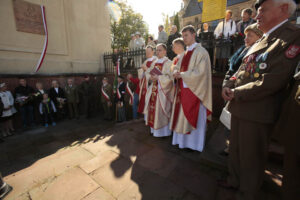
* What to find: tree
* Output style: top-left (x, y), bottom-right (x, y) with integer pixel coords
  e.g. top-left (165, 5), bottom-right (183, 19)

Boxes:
top-left (173, 13), bottom-right (180, 31)
top-left (109, 0), bottom-right (149, 50)
top-left (162, 13), bottom-right (170, 35)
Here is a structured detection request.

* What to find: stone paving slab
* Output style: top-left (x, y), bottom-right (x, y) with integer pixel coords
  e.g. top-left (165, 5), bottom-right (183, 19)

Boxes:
top-left (90, 156), bottom-right (143, 198)
top-left (81, 187), bottom-right (115, 200)
top-left (29, 167), bottom-right (99, 200)
top-left (79, 150), bottom-right (119, 174)
top-left (4, 147), bottom-right (94, 200)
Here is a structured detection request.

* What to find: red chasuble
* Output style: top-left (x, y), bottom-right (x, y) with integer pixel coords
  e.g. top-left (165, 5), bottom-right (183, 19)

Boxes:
top-left (147, 62), bottom-right (164, 128)
top-left (172, 49), bottom-right (201, 133)
top-left (138, 60), bottom-right (154, 113)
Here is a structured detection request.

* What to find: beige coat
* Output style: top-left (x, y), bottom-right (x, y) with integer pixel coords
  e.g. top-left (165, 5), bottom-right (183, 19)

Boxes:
top-left (169, 44), bottom-right (212, 134)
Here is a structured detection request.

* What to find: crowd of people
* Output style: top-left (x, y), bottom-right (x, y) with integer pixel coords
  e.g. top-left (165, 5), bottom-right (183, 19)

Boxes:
top-left (0, 0), bottom-right (299, 199)
top-left (125, 7), bottom-right (258, 73)
top-left (111, 1), bottom-right (300, 200)
top-left (0, 76), bottom-right (102, 141)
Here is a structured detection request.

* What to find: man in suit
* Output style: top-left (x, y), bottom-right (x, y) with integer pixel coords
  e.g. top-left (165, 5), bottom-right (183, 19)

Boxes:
top-left (115, 76), bottom-right (126, 122)
top-left (49, 80), bottom-right (66, 120)
top-left (65, 78), bottom-right (79, 119)
top-left (221, 0), bottom-right (300, 199)
top-left (101, 77), bottom-right (113, 120)
top-left (167, 25), bottom-right (181, 60)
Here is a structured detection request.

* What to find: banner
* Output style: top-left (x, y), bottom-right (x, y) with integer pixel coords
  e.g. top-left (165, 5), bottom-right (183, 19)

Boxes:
top-left (202, 0), bottom-right (227, 22)
top-left (35, 5), bottom-right (48, 73)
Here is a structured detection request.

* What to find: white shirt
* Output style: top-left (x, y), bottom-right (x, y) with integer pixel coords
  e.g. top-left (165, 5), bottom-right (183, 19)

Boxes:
top-left (147, 56), bottom-right (157, 62)
top-left (264, 19), bottom-right (288, 37)
top-left (214, 19), bottom-right (237, 39)
top-left (54, 87), bottom-right (59, 93)
top-left (187, 42), bottom-right (198, 51)
top-left (156, 57), bottom-right (168, 63)
top-left (39, 89), bottom-right (45, 94)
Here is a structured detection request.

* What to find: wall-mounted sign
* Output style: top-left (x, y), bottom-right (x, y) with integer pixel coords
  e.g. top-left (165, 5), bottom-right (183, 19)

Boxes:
top-left (13, 0), bottom-right (45, 35)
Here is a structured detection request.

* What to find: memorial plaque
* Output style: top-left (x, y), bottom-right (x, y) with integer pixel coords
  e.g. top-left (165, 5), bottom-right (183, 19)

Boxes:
top-left (13, 0), bottom-right (45, 35)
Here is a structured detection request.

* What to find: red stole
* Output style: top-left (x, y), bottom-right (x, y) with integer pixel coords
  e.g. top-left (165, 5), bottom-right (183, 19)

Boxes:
top-left (147, 62), bottom-right (164, 128)
top-left (172, 49), bottom-right (200, 133)
top-left (138, 60), bottom-right (154, 113)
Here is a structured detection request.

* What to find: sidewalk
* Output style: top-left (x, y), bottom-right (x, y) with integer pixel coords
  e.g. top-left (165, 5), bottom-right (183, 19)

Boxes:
top-left (1, 118), bottom-right (282, 200)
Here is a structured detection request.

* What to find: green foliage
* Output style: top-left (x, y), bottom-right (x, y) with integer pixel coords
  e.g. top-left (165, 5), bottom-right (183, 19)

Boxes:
top-left (110, 0), bottom-right (149, 50)
top-left (173, 13), bottom-right (180, 31)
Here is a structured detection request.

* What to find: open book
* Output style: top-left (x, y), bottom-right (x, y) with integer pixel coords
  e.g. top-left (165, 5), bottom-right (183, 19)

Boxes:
top-left (150, 67), bottom-right (162, 76)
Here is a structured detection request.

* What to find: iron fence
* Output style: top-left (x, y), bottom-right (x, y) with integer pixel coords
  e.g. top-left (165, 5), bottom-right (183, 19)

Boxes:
top-left (104, 48), bottom-right (146, 74)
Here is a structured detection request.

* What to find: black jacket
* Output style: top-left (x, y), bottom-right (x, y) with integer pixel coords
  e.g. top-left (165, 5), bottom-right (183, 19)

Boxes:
top-left (14, 85), bottom-right (35, 105)
top-left (115, 82), bottom-right (126, 103)
top-left (167, 32), bottom-right (182, 60)
top-left (49, 87), bottom-right (65, 105)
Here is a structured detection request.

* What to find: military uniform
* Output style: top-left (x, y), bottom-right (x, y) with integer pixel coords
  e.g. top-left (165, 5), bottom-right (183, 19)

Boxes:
top-left (101, 83), bottom-right (113, 120)
top-left (65, 84), bottom-right (79, 119)
top-left (124, 80), bottom-right (136, 120)
top-left (223, 21), bottom-right (300, 200)
top-left (78, 80), bottom-right (95, 118)
top-left (275, 64), bottom-right (300, 200)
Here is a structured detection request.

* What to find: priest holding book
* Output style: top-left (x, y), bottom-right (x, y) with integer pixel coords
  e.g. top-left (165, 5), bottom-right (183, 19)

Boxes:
top-left (170, 25), bottom-right (212, 152)
top-left (137, 46), bottom-right (157, 119)
top-left (144, 44), bottom-right (174, 137)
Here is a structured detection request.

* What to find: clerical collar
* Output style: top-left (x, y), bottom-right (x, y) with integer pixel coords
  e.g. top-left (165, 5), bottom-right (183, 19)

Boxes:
top-left (187, 43), bottom-right (197, 51)
top-left (157, 57), bottom-right (167, 63)
top-left (147, 56), bottom-right (156, 62)
top-left (263, 19), bottom-right (288, 37)
top-left (177, 52), bottom-right (185, 58)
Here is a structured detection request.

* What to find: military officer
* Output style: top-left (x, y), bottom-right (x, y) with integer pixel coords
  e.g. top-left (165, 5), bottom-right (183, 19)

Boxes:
top-left (101, 77), bottom-right (113, 120)
top-left (221, 0), bottom-right (300, 200)
top-left (78, 76), bottom-right (95, 118)
top-left (124, 73), bottom-right (137, 121)
top-left (65, 78), bottom-right (79, 119)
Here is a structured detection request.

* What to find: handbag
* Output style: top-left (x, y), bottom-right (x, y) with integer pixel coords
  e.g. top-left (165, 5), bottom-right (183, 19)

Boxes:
top-left (219, 104), bottom-right (231, 130)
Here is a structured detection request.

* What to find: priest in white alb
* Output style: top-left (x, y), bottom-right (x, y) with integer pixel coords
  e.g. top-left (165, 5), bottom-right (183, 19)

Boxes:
top-left (170, 25), bottom-right (212, 152)
top-left (137, 46), bottom-right (157, 120)
top-left (144, 44), bottom-right (174, 137)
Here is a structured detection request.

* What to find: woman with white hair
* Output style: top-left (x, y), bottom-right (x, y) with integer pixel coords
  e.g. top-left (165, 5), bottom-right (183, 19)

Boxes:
top-left (0, 83), bottom-right (16, 137)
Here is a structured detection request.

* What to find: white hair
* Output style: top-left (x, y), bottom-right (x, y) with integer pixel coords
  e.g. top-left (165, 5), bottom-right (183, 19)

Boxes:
top-left (273, 0), bottom-right (297, 16)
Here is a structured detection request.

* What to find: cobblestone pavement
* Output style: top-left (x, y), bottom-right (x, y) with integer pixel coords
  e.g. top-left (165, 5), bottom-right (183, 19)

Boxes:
top-left (0, 117), bottom-right (282, 200)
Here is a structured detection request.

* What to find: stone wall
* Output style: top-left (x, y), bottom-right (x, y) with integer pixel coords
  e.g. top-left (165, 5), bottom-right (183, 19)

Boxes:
top-left (0, 0), bottom-right (111, 75)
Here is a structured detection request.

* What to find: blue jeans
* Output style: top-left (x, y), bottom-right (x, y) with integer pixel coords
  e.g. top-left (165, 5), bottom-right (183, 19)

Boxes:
top-left (133, 93), bottom-right (139, 119)
top-left (20, 105), bottom-right (34, 127)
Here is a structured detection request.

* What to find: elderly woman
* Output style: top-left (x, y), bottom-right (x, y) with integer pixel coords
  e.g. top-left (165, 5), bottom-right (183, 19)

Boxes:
top-left (0, 83), bottom-right (17, 137)
top-left (223, 23), bottom-right (263, 85)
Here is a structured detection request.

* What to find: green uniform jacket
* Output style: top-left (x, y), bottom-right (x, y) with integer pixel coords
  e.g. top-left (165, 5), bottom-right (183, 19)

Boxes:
top-left (101, 84), bottom-right (113, 103)
top-left (65, 85), bottom-right (79, 103)
top-left (224, 22), bottom-right (300, 124)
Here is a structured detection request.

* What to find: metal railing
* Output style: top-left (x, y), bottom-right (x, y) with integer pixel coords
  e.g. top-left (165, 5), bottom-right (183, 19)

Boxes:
top-left (104, 48), bottom-right (146, 74)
